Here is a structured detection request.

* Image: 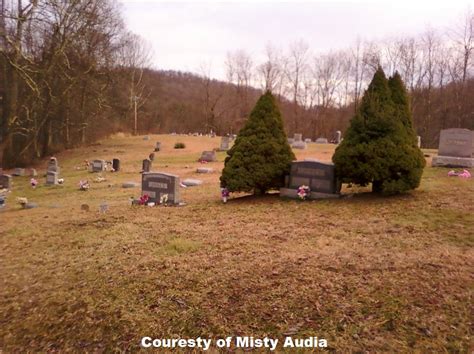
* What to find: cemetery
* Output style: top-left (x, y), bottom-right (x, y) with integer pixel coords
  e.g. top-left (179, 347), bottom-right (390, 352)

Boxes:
top-left (0, 3), bottom-right (472, 350)
top-left (1, 120), bottom-right (472, 352)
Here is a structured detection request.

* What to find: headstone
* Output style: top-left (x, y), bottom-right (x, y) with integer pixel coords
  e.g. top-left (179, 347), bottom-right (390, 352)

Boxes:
top-left (280, 161), bottom-right (341, 199)
top-left (292, 141), bottom-right (307, 150)
top-left (220, 136), bottom-right (230, 151)
top-left (141, 172), bottom-right (180, 204)
top-left (23, 202), bottom-right (38, 209)
top-left (91, 159), bottom-right (106, 172)
top-left (154, 142), bottom-right (161, 152)
top-left (112, 158), bottom-right (120, 172)
top-left (47, 157), bottom-right (60, 174)
top-left (12, 168), bottom-right (25, 176)
top-left (287, 138), bottom-right (295, 144)
top-left (143, 136), bottom-right (150, 141)
top-left (30, 168), bottom-right (37, 177)
top-left (196, 167), bottom-right (213, 173)
top-left (335, 131), bottom-right (342, 144)
top-left (315, 138), bottom-right (328, 144)
top-left (0, 196), bottom-right (5, 209)
top-left (142, 159), bottom-right (152, 172)
top-left (99, 202), bottom-right (109, 213)
top-left (417, 136), bottom-right (421, 148)
top-left (46, 171), bottom-right (59, 185)
top-left (432, 128), bottom-right (474, 168)
top-left (122, 182), bottom-right (138, 188)
top-left (149, 152), bottom-right (155, 161)
top-left (199, 151), bottom-right (217, 162)
top-left (0, 174), bottom-right (12, 190)
top-left (294, 133), bottom-right (302, 142)
top-left (304, 138), bottom-right (312, 143)
top-left (182, 178), bottom-right (203, 187)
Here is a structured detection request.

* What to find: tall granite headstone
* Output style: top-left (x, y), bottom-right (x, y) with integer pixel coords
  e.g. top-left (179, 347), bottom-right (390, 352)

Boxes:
top-left (142, 159), bottom-right (152, 172)
top-left (47, 157), bottom-right (60, 174)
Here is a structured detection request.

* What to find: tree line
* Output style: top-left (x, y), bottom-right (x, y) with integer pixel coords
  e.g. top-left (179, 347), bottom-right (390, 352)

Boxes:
top-left (1, 2), bottom-right (473, 167)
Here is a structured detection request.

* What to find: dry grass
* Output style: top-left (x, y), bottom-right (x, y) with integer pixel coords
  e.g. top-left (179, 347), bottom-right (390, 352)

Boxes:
top-left (0, 134), bottom-right (473, 352)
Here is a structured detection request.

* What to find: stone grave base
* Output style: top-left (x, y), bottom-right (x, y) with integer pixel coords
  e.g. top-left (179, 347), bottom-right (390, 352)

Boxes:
top-left (432, 156), bottom-right (474, 168)
top-left (280, 187), bottom-right (340, 200)
top-left (292, 141), bottom-right (307, 149)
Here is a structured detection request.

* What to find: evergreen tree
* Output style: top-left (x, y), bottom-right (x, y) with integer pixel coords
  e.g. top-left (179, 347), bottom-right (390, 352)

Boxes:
top-left (333, 68), bottom-right (425, 195)
top-left (220, 91), bottom-right (295, 194)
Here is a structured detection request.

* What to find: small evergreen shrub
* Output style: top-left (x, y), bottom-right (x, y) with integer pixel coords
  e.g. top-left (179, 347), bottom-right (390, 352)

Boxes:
top-left (332, 68), bottom-right (425, 195)
top-left (174, 142), bottom-right (186, 149)
top-left (220, 91), bottom-right (295, 195)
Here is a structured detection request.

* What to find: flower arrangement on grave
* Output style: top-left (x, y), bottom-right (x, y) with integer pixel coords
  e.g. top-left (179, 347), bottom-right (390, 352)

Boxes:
top-left (297, 185), bottom-right (311, 200)
top-left (448, 169), bottom-right (471, 178)
top-left (16, 197), bottom-right (28, 207)
top-left (94, 174), bottom-right (106, 183)
top-left (139, 194), bottom-right (150, 205)
top-left (160, 194), bottom-right (169, 205)
top-left (30, 178), bottom-right (38, 189)
top-left (221, 187), bottom-right (230, 203)
top-left (79, 180), bottom-right (90, 191)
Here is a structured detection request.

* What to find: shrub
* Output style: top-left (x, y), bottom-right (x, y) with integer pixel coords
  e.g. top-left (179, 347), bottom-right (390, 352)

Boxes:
top-left (332, 68), bottom-right (425, 195)
top-left (174, 142), bottom-right (185, 149)
top-left (220, 91), bottom-right (295, 195)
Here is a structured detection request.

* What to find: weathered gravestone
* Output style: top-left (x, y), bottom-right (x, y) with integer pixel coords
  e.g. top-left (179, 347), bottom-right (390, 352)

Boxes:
top-left (142, 159), bottom-right (152, 172)
top-left (220, 136), bottom-right (231, 151)
top-left (13, 168), bottom-right (25, 176)
top-left (182, 178), bottom-right (203, 187)
top-left (0, 174), bottom-right (12, 190)
top-left (315, 138), bottom-right (328, 144)
top-left (149, 152), bottom-right (155, 161)
top-left (47, 157), bottom-right (60, 174)
top-left (30, 168), bottom-right (37, 177)
top-left (417, 136), bottom-right (421, 148)
top-left (154, 142), bottom-right (161, 152)
top-left (46, 171), bottom-right (59, 185)
top-left (199, 151), bottom-right (217, 162)
top-left (304, 138), bottom-right (312, 143)
top-left (292, 141), bottom-right (307, 149)
top-left (335, 131), bottom-right (342, 144)
top-left (112, 158), bottom-right (120, 172)
top-left (287, 138), bottom-right (295, 144)
top-left (280, 160), bottom-right (341, 199)
top-left (91, 159), bottom-right (106, 172)
top-left (294, 133), bottom-right (302, 142)
top-left (141, 172), bottom-right (180, 204)
top-left (432, 128), bottom-right (474, 168)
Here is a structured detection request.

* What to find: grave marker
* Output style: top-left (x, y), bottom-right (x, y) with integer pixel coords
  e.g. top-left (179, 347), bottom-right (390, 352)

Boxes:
top-left (91, 159), bottom-right (106, 172)
top-left (0, 174), bottom-right (12, 190)
top-left (142, 159), bottom-right (152, 172)
top-left (280, 161), bottom-right (341, 199)
top-left (199, 151), bottom-right (217, 162)
top-left (432, 128), bottom-right (474, 167)
top-left (141, 172), bottom-right (180, 204)
top-left (46, 171), bottom-right (59, 185)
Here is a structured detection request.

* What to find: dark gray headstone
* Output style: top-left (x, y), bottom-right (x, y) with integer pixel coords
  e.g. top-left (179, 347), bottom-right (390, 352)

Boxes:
top-left (438, 128), bottom-right (473, 158)
top-left (141, 172), bottom-right (180, 204)
top-left (91, 159), bottom-right (106, 172)
top-left (199, 151), bottom-right (217, 162)
top-left (154, 142), bottom-right (161, 152)
top-left (112, 158), bottom-right (120, 172)
top-left (0, 174), bottom-right (12, 190)
top-left (46, 171), bottom-right (58, 185)
top-left (287, 161), bottom-right (340, 194)
top-left (142, 159), bottom-right (152, 172)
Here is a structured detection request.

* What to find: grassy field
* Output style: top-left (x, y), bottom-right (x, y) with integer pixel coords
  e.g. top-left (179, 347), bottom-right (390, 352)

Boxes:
top-left (0, 134), bottom-right (472, 352)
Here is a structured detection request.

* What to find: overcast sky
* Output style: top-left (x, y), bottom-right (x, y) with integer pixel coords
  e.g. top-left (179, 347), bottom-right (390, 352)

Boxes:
top-left (120, 0), bottom-right (473, 80)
